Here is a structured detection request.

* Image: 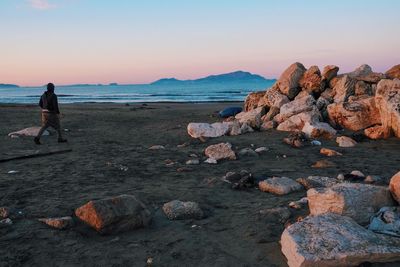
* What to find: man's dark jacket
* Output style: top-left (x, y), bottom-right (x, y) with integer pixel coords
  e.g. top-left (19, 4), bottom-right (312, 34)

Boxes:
top-left (39, 92), bottom-right (60, 114)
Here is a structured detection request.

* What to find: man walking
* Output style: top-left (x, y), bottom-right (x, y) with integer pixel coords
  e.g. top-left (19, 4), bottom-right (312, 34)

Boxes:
top-left (34, 83), bottom-right (67, 144)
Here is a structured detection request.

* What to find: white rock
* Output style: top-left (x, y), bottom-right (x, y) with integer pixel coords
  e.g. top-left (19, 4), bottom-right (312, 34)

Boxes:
top-left (204, 158), bottom-right (217, 164)
top-left (254, 147), bottom-right (269, 153)
top-left (281, 213), bottom-right (400, 267)
top-left (235, 107), bottom-right (265, 129)
top-left (187, 122), bottom-right (230, 138)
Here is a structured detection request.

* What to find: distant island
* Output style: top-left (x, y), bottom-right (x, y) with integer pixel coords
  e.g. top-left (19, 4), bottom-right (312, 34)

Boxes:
top-left (151, 71), bottom-right (274, 85)
top-left (0, 83), bottom-right (19, 88)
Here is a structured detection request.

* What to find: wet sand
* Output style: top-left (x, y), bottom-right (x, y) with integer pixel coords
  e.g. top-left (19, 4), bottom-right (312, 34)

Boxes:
top-left (1, 102), bottom-right (400, 267)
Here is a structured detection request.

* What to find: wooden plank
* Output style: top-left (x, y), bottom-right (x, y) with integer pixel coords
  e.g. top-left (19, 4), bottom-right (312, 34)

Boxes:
top-left (0, 149), bottom-right (72, 163)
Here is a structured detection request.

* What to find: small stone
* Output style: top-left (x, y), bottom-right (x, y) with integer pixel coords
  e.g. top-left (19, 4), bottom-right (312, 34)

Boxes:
top-left (204, 158), bottom-right (217, 164)
top-left (254, 147), bottom-right (269, 153)
top-left (7, 170), bottom-right (19, 174)
top-left (320, 148), bottom-right (342, 157)
top-left (238, 148), bottom-right (258, 157)
top-left (259, 177), bottom-right (303, 195)
top-left (38, 216), bottom-right (74, 230)
top-left (0, 218), bottom-right (13, 228)
top-left (204, 142), bottom-right (236, 161)
top-left (186, 159), bottom-right (200, 165)
top-left (310, 140), bottom-right (321, 146)
top-left (148, 145), bottom-right (165, 150)
top-left (365, 175), bottom-right (383, 184)
top-left (311, 159), bottom-right (336, 168)
top-left (336, 136), bottom-right (357, 147)
top-left (162, 200), bottom-right (204, 220)
top-left (350, 170), bottom-right (365, 178)
top-left (337, 173), bottom-right (345, 180)
top-left (0, 207), bottom-right (10, 219)
top-left (289, 197), bottom-right (308, 209)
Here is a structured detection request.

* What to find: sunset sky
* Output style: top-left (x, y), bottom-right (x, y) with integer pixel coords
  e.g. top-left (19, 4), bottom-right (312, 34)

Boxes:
top-left (1, 0), bottom-right (400, 86)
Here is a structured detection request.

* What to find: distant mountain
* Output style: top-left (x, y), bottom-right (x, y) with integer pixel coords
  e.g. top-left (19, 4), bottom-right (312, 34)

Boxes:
top-left (0, 83), bottom-right (19, 88)
top-left (151, 71), bottom-right (273, 85)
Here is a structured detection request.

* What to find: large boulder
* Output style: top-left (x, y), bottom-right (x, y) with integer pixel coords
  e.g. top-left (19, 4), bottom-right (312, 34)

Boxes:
top-left (277, 95), bottom-right (316, 123)
top-left (327, 96), bottom-right (381, 131)
top-left (258, 177), bottom-right (303, 195)
top-left (162, 200), bottom-right (204, 220)
top-left (389, 171), bottom-right (400, 203)
top-left (321, 65), bottom-right (339, 81)
top-left (333, 75), bottom-right (356, 103)
top-left (307, 183), bottom-right (395, 225)
top-left (204, 142), bottom-right (236, 161)
top-left (277, 108), bottom-right (321, 132)
top-left (344, 64), bottom-right (386, 83)
top-left (301, 121), bottom-right (336, 139)
top-left (386, 64), bottom-right (400, 79)
top-left (354, 80), bottom-right (373, 96)
top-left (244, 91), bottom-right (265, 111)
top-left (299, 65), bottom-right (323, 94)
top-left (364, 125), bottom-right (386, 140)
top-left (281, 213), bottom-right (400, 267)
top-left (75, 195), bottom-right (151, 234)
top-left (375, 79), bottom-right (400, 138)
top-left (187, 122), bottom-right (230, 138)
top-left (277, 62), bottom-right (307, 99)
top-left (261, 106), bottom-right (280, 122)
top-left (263, 84), bottom-right (290, 108)
top-left (235, 106), bottom-right (265, 129)
top-left (8, 126), bottom-right (49, 138)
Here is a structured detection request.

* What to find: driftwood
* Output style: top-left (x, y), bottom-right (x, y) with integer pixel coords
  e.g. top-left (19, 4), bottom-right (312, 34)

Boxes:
top-left (0, 149), bottom-right (72, 163)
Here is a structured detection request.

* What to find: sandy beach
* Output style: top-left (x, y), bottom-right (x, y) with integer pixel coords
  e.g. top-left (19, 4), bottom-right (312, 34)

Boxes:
top-left (0, 102), bottom-right (399, 266)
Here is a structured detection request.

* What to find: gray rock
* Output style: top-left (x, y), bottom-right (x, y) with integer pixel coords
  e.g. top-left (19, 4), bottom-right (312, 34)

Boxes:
top-left (368, 207), bottom-right (400, 237)
top-left (238, 148), bottom-right (258, 157)
top-left (259, 177), bottom-right (303, 195)
top-left (162, 200), bottom-right (204, 220)
top-left (308, 183), bottom-right (395, 225)
top-left (186, 159), bottom-right (200, 165)
top-left (296, 176), bottom-right (339, 190)
top-left (281, 213), bottom-right (400, 267)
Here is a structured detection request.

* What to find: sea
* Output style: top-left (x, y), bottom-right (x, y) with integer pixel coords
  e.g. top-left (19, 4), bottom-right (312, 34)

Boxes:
top-left (0, 81), bottom-right (275, 104)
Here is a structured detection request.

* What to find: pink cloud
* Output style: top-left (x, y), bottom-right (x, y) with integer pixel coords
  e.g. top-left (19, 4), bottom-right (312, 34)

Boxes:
top-left (26, 0), bottom-right (56, 10)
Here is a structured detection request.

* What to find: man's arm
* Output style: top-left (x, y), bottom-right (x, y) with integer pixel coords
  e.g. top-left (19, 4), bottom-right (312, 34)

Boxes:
top-left (53, 95), bottom-right (60, 114)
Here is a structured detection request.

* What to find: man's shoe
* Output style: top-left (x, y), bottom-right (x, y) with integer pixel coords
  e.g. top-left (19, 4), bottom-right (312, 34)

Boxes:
top-left (58, 138), bottom-right (68, 143)
top-left (34, 137), bottom-right (41, 145)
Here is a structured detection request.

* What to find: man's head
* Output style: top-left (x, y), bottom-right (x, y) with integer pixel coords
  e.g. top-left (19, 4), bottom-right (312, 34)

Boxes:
top-left (47, 83), bottom-right (55, 93)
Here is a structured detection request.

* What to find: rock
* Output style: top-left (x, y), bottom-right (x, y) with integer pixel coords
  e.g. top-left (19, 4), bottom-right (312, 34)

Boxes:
top-left (327, 96), bottom-right (381, 131)
top-left (235, 106), bottom-right (265, 129)
top-left (75, 195), bottom-right (151, 234)
top-left (301, 122), bottom-right (336, 139)
top-left (277, 108), bottom-right (321, 132)
top-left (296, 176), bottom-right (339, 189)
top-left (288, 197), bottom-right (308, 209)
top-left (263, 84), bottom-right (290, 108)
top-left (281, 213), bottom-right (400, 267)
top-left (350, 170), bottom-right (365, 178)
top-left (294, 90), bottom-right (311, 100)
top-left (240, 122), bottom-right (254, 134)
top-left (204, 143), bottom-right (236, 161)
top-left (260, 120), bottom-right (277, 131)
top-left (204, 158), bottom-right (217, 164)
top-left (375, 79), bottom-right (400, 138)
top-left (238, 148), bottom-right (258, 157)
top-left (354, 80), bottom-right (372, 96)
top-left (219, 107), bottom-right (243, 118)
top-left (186, 159), bottom-right (200, 165)
top-left (259, 207), bottom-right (291, 223)
top-left (277, 62), bottom-right (306, 99)
top-left (308, 183), bottom-right (395, 224)
top-left (321, 65), bottom-right (339, 81)
top-left (311, 159), bottom-right (336, 168)
top-left (365, 175), bottom-right (384, 185)
top-left (38, 216), bottom-right (74, 230)
top-left (336, 136), bottom-right (357, 147)
top-left (320, 148), bottom-right (342, 157)
top-left (261, 106), bottom-right (280, 122)
top-left (222, 170), bottom-right (255, 189)
top-left (386, 64), bottom-right (400, 79)
top-left (244, 91), bottom-right (265, 111)
top-left (0, 218), bottom-right (13, 228)
top-left (0, 207), bottom-right (10, 219)
top-left (368, 207), bottom-right (400, 237)
top-left (389, 171), bottom-right (400, 203)
top-left (283, 132), bottom-right (308, 148)
top-left (259, 177), bottom-right (303, 195)
top-left (316, 96), bottom-right (330, 111)
top-left (226, 120), bottom-right (242, 136)
top-left (8, 126), bottom-right (49, 138)
top-left (277, 95), bottom-right (316, 122)
top-left (148, 145), bottom-right (165, 150)
top-left (299, 65), bottom-right (323, 94)
top-left (333, 75), bottom-right (356, 103)
top-left (364, 125), bottom-right (386, 139)
top-left (310, 140), bottom-right (321, 146)
top-left (187, 122), bottom-right (230, 138)
top-left (162, 200), bottom-right (204, 220)
top-left (345, 64), bottom-right (386, 83)
top-left (255, 147), bottom-right (269, 153)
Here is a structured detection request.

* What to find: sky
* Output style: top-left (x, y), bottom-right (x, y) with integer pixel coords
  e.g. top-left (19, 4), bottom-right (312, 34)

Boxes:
top-left (1, 0), bottom-right (400, 86)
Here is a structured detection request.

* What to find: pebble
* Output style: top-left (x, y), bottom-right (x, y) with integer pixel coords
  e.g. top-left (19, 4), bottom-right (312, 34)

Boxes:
top-left (7, 170), bottom-right (19, 174)
top-left (148, 145), bottom-right (165, 150)
top-left (186, 159), bottom-right (200, 165)
top-left (204, 158), bottom-right (217, 164)
top-left (255, 147), bottom-right (269, 153)
top-left (311, 140), bottom-right (322, 146)
top-left (350, 170), bottom-right (365, 178)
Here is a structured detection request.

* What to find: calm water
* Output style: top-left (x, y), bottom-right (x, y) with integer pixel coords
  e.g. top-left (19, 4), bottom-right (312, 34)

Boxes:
top-left (0, 81), bottom-right (274, 104)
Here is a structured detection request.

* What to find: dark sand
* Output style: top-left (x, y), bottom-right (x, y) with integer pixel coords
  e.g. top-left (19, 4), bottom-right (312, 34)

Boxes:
top-left (1, 102), bottom-right (400, 267)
